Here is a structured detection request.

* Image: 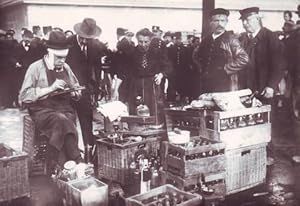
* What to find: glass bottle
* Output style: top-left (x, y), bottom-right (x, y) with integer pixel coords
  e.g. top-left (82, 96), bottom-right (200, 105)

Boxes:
top-left (247, 114), bottom-right (256, 126)
top-left (220, 119), bottom-right (228, 131)
top-left (238, 116), bottom-right (247, 127)
top-left (256, 113), bottom-right (264, 124)
top-left (136, 96), bottom-right (150, 117)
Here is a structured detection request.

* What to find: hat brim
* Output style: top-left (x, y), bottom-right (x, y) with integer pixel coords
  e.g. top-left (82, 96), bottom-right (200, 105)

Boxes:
top-left (239, 12), bottom-right (258, 20)
top-left (45, 42), bottom-right (72, 50)
top-left (73, 22), bottom-right (102, 39)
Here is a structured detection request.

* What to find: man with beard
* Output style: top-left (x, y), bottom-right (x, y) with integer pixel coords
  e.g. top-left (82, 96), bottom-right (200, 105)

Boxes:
top-left (128, 28), bottom-right (171, 124)
top-left (193, 8), bottom-right (249, 94)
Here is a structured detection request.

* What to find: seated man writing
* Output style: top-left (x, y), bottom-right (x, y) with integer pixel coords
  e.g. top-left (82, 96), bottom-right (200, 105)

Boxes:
top-left (19, 31), bottom-right (83, 168)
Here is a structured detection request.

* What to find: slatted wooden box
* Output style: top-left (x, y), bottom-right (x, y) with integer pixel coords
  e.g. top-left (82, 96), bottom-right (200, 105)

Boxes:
top-left (0, 143), bottom-right (30, 202)
top-left (164, 107), bottom-right (204, 137)
top-left (126, 184), bottom-right (202, 206)
top-left (225, 143), bottom-right (267, 195)
top-left (96, 135), bottom-right (161, 185)
top-left (200, 105), bottom-right (271, 149)
top-left (54, 176), bottom-right (108, 206)
top-left (160, 170), bottom-right (226, 199)
top-left (161, 136), bottom-right (226, 178)
top-left (165, 105), bottom-right (271, 150)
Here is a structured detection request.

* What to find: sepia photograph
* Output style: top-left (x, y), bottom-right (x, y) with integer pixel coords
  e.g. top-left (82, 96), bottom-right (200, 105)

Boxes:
top-left (0, 0), bottom-right (300, 205)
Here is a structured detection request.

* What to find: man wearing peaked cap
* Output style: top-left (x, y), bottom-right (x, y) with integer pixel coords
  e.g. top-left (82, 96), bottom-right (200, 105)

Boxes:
top-left (193, 8), bottom-right (249, 94)
top-left (66, 18), bottom-right (109, 159)
top-left (116, 27), bottom-right (127, 37)
top-left (19, 30), bottom-right (84, 167)
top-left (239, 7), bottom-right (259, 20)
top-left (238, 7), bottom-right (286, 100)
top-left (209, 8), bottom-right (230, 17)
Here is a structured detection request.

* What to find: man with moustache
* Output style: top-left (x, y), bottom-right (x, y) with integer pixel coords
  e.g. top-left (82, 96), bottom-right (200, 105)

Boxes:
top-left (193, 8), bottom-right (249, 94)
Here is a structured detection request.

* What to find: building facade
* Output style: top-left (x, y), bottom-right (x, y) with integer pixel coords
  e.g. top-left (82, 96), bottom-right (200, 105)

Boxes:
top-left (0, 0), bottom-right (299, 48)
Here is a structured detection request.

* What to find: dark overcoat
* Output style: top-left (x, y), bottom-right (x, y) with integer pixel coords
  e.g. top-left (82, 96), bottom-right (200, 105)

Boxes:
top-left (239, 27), bottom-right (286, 93)
top-left (128, 44), bottom-right (172, 124)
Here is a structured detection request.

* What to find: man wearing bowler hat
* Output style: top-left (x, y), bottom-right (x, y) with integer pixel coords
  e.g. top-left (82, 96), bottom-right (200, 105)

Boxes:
top-left (19, 31), bottom-right (84, 168)
top-left (238, 7), bottom-right (286, 101)
top-left (193, 8), bottom-right (249, 94)
top-left (66, 18), bottom-right (108, 160)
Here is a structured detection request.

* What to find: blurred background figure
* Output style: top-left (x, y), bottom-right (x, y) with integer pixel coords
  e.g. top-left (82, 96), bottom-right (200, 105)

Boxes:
top-left (283, 10), bottom-right (294, 23)
top-left (64, 30), bottom-right (74, 38)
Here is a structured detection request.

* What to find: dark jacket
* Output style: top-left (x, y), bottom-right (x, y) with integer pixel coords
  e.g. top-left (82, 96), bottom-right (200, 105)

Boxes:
top-left (194, 31), bottom-right (249, 93)
top-left (114, 37), bottom-right (135, 80)
top-left (66, 35), bottom-right (108, 94)
top-left (113, 37), bottom-right (135, 102)
top-left (282, 29), bottom-right (300, 87)
top-left (128, 44), bottom-right (172, 124)
top-left (239, 27), bottom-right (286, 92)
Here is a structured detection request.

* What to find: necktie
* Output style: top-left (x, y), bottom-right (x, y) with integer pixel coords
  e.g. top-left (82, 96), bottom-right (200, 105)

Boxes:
top-left (81, 45), bottom-right (87, 57)
top-left (142, 54), bottom-right (148, 69)
top-left (248, 33), bottom-right (254, 40)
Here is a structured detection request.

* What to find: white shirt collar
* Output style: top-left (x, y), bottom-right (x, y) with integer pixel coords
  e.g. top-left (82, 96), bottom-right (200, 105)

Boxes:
top-left (249, 28), bottom-right (261, 39)
top-left (212, 31), bottom-right (225, 40)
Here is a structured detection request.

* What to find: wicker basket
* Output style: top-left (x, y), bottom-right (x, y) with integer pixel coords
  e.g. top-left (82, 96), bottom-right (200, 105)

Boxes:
top-left (0, 143), bottom-right (30, 202)
top-left (126, 184), bottom-right (202, 206)
top-left (96, 136), bottom-right (161, 185)
top-left (22, 115), bottom-right (48, 176)
top-left (225, 143), bottom-right (267, 194)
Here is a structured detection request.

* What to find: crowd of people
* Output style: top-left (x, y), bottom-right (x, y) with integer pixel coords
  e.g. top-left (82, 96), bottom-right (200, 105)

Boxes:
top-left (1, 4), bottom-right (300, 168)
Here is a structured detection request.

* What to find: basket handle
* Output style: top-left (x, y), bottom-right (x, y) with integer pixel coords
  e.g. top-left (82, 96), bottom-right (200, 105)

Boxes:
top-left (241, 150), bottom-right (251, 156)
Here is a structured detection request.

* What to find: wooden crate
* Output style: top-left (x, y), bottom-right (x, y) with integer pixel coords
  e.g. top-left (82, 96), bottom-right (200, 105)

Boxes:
top-left (22, 115), bottom-right (48, 176)
top-left (0, 143), bottom-right (30, 202)
top-left (164, 107), bottom-right (204, 137)
top-left (96, 136), bottom-right (161, 185)
top-left (54, 176), bottom-right (108, 206)
top-left (161, 136), bottom-right (226, 177)
top-left (165, 105), bottom-right (271, 150)
top-left (126, 184), bottom-right (202, 206)
top-left (160, 170), bottom-right (226, 199)
top-left (200, 105), bottom-right (271, 149)
top-left (225, 143), bottom-right (267, 195)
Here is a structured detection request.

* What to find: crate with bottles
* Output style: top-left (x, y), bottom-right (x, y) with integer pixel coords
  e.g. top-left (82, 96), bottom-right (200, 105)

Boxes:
top-left (160, 170), bottom-right (226, 205)
top-left (161, 136), bottom-right (226, 178)
top-left (200, 105), bottom-right (271, 149)
top-left (126, 184), bottom-right (202, 206)
top-left (96, 134), bottom-right (162, 186)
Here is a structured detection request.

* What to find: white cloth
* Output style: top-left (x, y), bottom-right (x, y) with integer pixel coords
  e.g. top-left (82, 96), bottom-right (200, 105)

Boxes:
top-left (96, 101), bottom-right (129, 122)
